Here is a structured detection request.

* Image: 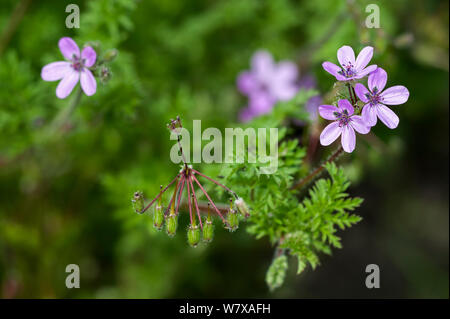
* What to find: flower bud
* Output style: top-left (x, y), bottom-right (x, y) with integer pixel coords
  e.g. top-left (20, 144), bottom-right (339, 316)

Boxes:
top-left (202, 220), bottom-right (214, 243)
top-left (131, 191), bottom-right (144, 213)
top-left (153, 204), bottom-right (164, 230)
top-left (166, 213), bottom-right (178, 237)
top-left (226, 199), bottom-right (238, 232)
top-left (103, 49), bottom-right (118, 62)
top-left (99, 66), bottom-right (112, 83)
top-left (167, 116), bottom-right (183, 135)
top-left (187, 225), bottom-right (201, 247)
top-left (235, 197), bottom-right (250, 218)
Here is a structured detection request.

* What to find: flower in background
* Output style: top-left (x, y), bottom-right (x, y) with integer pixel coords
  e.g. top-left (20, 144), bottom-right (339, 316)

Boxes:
top-left (237, 50), bottom-right (299, 122)
top-left (319, 99), bottom-right (370, 153)
top-left (41, 37), bottom-right (97, 99)
top-left (354, 67), bottom-right (409, 129)
top-left (322, 45), bottom-right (377, 81)
top-left (298, 74), bottom-right (322, 121)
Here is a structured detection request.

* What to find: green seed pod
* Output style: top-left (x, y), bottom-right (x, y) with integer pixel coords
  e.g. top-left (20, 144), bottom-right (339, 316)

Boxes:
top-left (153, 204), bottom-right (164, 230)
top-left (235, 197), bottom-right (250, 218)
top-left (187, 225), bottom-right (201, 247)
top-left (166, 213), bottom-right (178, 237)
top-left (131, 191), bottom-right (144, 213)
top-left (226, 210), bottom-right (239, 232)
top-left (202, 221), bottom-right (214, 243)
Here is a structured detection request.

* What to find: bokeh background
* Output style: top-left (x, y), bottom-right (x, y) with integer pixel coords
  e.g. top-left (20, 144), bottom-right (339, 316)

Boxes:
top-left (0, 0), bottom-right (448, 298)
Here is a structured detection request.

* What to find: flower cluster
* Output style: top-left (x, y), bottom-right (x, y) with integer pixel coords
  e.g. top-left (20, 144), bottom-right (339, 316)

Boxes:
top-left (132, 117), bottom-right (250, 247)
top-left (319, 45), bottom-right (410, 153)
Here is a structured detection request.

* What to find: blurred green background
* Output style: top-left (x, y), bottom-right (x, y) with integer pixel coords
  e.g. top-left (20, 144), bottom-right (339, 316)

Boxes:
top-left (0, 0), bottom-right (448, 298)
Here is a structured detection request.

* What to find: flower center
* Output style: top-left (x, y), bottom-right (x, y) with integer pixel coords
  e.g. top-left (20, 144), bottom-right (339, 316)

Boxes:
top-left (365, 87), bottom-right (384, 106)
top-left (71, 55), bottom-right (85, 72)
top-left (334, 109), bottom-right (351, 127)
top-left (338, 63), bottom-right (356, 78)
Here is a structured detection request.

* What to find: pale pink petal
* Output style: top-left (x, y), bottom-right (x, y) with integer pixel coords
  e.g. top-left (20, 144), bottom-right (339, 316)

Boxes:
top-left (354, 64), bottom-right (377, 79)
top-left (248, 91), bottom-right (275, 115)
top-left (355, 46), bottom-right (374, 71)
top-left (251, 50), bottom-right (274, 81)
top-left (350, 115), bottom-right (370, 134)
top-left (361, 104), bottom-right (378, 127)
top-left (354, 83), bottom-right (370, 103)
top-left (320, 122), bottom-right (342, 146)
top-left (58, 37), bottom-right (80, 61)
top-left (380, 85), bottom-right (409, 105)
top-left (237, 71), bottom-right (258, 95)
top-left (322, 62), bottom-right (346, 81)
top-left (318, 105), bottom-right (339, 120)
top-left (271, 82), bottom-right (298, 101)
top-left (341, 125), bottom-right (356, 153)
top-left (376, 104), bottom-right (399, 129)
top-left (368, 67), bottom-right (387, 92)
top-left (337, 99), bottom-right (354, 115)
top-left (56, 70), bottom-right (80, 99)
top-left (81, 46), bottom-right (97, 67)
top-left (41, 61), bottom-right (71, 81)
top-left (337, 45), bottom-right (355, 67)
top-left (80, 69), bottom-right (97, 96)
top-left (275, 61), bottom-right (298, 82)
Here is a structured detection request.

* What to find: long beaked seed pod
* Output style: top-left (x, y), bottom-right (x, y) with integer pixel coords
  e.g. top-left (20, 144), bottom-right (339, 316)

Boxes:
top-left (235, 197), bottom-right (250, 218)
top-left (202, 204), bottom-right (214, 243)
top-left (131, 191), bottom-right (144, 213)
top-left (226, 199), bottom-right (239, 232)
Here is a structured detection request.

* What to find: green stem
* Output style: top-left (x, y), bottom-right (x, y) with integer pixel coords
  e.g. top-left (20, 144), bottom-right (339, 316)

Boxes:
top-left (0, 0), bottom-right (32, 56)
top-left (49, 87), bottom-right (83, 133)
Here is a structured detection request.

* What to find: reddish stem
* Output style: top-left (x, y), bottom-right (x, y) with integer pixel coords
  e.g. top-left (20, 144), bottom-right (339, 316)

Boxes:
top-left (175, 175), bottom-right (186, 215)
top-left (192, 174), bottom-right (228, 225)
top-left (165, 176), bottom-right (181, 216)
top-left (188, 176), bottom-right (203, 230)
top-left (140, 172), bottom-right (181, 213)
top-left (187, 176), bottom-right (193, 225)
top-left (191, 169), bottom-right (237, 198)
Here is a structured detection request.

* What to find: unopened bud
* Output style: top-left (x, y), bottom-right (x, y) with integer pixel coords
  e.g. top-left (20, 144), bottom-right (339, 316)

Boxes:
top-left (187, 225), bottom-right (201, 247)
top-left (202, 220), bottom-right (214, 243)
top-left (167, 116), bottom-right (183, 135)
top-left (226, 199), bottom-right (238, 232)
top-left (153, 204), bottom-right (164, 230)
top-left (103, 49), bottom-right (118, 62)
top-left (166, 213), bottom-right (178, 237)
top-left (99, 66), bottom-right (111, 83)
top-left (235, 197), bottom-right (250, 218)
top-left (131, 191), bottom-right (144, 213)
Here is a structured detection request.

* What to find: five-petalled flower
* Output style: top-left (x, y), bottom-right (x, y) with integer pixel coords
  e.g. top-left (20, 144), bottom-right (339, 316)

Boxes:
top-left (354, 67), bottom-right (409, 129)
top-left (319, 99), bottom-right (370, 153)
top-left (322, 45), bottom-right (377, 81)
top-left (41, 37), bottom-right (97, 99)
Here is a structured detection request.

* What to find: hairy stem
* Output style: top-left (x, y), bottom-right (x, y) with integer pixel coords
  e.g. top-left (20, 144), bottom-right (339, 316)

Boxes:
top-left (140, 172), bottom-right (181, 214)
top-left (189, 177), bottom-right (203, 229)
top-left (290, 146), bottom-right (344, 191)
top-left (192, 168), bottom-right (237, 198)
top-left (192, 174), bottom-right (228, 225)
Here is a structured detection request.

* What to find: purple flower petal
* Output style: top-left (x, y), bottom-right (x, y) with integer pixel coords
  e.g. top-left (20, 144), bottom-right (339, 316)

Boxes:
top-left (354, 83), bottom-right (370, 103)
top-left (337, 99), bottom-right (354, 115)
top-left (341, 125), bottom-right (356, 153)
top-left (251, 50), bottom-right (274, 81)
top-left (81, 46), bottom-right (97, 68)
top-left (58, 37), bottom-right (80, 61)
top-left (237, 71), bottom-right (258, 95)
top-left (275, 61), bottom-right (298, 82)
top-left (56, 69), bottom-right (80, 99)
top-left (271, 82), bottom-right (298, 101)
top-left (239, 107), bottom-right (254, 122)
top-left (350, 115), bottom-right (370, 134)
top-left (322, 62), bottom-right (346, 81)
top-left (354, 64), bottom-right (377, 79)
top-left (320, 121), bottom-right (342, 146)
top-left (318, 104), bottom-right (339, 120)
top-left (80, 69), bottom-right (97, 96)
top-left (337, 45), bottom-right (355, 67)
top-left (355, 46), bottom-right (374, 71)
top-left (380, 85), bottom-right (409, 105)
top-left (41, 61), bottom-right (71, 81)
top-left (376, 104), bottom-right (399, 129)
top-left (368, 67), bottom-right (387, 92)
top-left (248, 91), bottom-right (275, 115)
top-left (361, 104), bottom-right (378, 127)
top-left (306, 95), bottom-right (322, 120)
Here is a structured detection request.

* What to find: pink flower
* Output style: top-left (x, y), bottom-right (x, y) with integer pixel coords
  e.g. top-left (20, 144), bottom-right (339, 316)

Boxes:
top-left (41, 37), bottom-right (97, 99)
top-left (354, 68), bottom-right (409, 129)
top-left (319, 99), bottom-right (370, 153)
top-left (322, 45), bottom-right (377, 81)
top-left (237, 50), bottom-right (299, 122)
